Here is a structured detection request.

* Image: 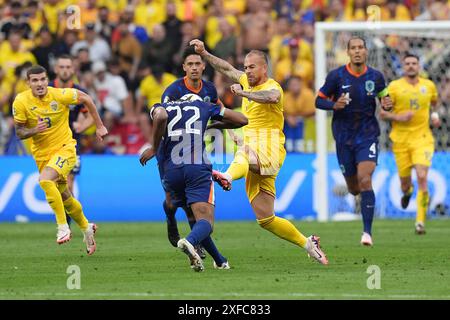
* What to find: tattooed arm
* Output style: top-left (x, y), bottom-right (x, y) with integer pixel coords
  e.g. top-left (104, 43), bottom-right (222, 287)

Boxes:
top-left (190, 39), bottom-right (244, 82)
top-left (230, 84), bottom-right (280, 104)
top-left (15, 120), bottom-right (47, 139)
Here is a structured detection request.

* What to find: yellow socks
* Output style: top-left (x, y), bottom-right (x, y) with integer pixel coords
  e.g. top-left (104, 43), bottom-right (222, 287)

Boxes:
top-left (39, 180), bottom-right (67, 225)
top-left (63, 197), bottom-right (89, 231)
top-left (225, 150), bottom-right (249, 181)
top-left (416, 190), bottom-right (429, 225)
top-left (257, 215), bottom-right (308, 248)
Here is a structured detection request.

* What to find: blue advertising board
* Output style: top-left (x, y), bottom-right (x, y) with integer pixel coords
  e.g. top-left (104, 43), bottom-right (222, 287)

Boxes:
top-left (0, 153), bottom-right (448, 222)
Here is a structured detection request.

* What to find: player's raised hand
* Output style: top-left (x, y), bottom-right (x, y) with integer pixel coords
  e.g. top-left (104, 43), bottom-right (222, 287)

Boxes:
top-left (381, 96), bottom-right (393, 111)
top-left (333, 93), bottom-right (348, 110)
top-left (35, 117), bottom-right (49, 133)
top-left (230, 84), bottom-right (243, 96)
top-left (189, 39), bottom-right (206, 55)
top-left (139, 147), bottom-right (155, 166)
top-left (96, 125), bottom-right (108, 141)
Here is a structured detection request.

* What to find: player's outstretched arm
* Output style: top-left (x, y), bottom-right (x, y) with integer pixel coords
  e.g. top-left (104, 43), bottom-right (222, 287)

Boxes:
top-left (14, 118), bottom-right (48, 139)
top-left (140, 106), bottom-right (168, 166)
top-left (76, 90), bottom-right (108, 141)
top-left (230, 84), bottom-right (280, 104)
top-left (190, 39), bottom-right (243, 82)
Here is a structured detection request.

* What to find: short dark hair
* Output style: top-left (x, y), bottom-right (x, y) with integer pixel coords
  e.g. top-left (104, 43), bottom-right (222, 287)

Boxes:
top-left (403, 52), bottom-right (419, 61)
top-left (183, 45), bottom-right (203, 62)
top-left (347, 36), bottom-right (367, 49)
top-left (26, 65), bottom-right (47, 79)
top-left (246, 50), bottom-right (269, 65)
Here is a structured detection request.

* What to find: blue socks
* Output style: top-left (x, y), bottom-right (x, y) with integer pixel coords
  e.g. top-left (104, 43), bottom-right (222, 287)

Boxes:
top-left (186, 219), bottom-right (212, 246)
top-left (361, 190), bottom-right (375, 235)
top-left (187, 219), bottom-right (227, 265)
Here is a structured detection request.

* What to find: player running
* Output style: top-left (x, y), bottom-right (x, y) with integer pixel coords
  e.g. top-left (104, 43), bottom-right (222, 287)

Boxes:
top-left (140, 94), bottom-right (248, 271)
top-left (315, 36), bottom-right (392, 246)
top-left (189, 39), bottom-right (328, 265)
top-left (13, 65), bottom-right (107, 255)
top-left (380, 53), bottom-right (441, 235)
top-left (49, 54), bottom-right (93, 197)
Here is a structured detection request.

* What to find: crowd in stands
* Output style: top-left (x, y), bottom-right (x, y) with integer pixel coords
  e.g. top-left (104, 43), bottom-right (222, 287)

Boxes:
top-left (1, 0), bottom-right (449, 156)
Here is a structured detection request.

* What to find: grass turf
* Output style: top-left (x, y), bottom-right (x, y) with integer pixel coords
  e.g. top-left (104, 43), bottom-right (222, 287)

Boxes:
top-left (0, 219), bottom-right (449, 300)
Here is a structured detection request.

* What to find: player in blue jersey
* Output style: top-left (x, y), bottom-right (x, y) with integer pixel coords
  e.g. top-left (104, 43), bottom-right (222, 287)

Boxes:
top-left (158, 46), bottom-right (221, 253)
top-left (140, 94), bottom-right (247, 271)
top-left (49, 55), bottom-right (93, 195)
top-left (315, 36), bottom-right (392, 246)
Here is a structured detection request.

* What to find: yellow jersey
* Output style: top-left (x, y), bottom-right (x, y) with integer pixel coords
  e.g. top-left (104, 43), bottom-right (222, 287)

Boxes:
top-left (387, 77), bottom-right (438, 143)
top-left (239, 74), bottom-right (285, 156)
top-left (139, 73), bottom-right (177, 109)
top-left (12, 87), bottom-right (79, 161)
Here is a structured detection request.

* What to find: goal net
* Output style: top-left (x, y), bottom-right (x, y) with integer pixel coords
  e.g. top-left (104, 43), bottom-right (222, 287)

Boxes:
top-left (314, 21), bottom-right (450, 222)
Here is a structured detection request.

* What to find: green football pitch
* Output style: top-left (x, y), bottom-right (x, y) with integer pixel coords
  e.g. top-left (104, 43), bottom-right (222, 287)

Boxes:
top-left (0, 220), bottom-right (449, 300)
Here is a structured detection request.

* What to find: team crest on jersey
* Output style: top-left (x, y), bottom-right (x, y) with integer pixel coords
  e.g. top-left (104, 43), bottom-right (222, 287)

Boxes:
top-left (203, 96), bottom-right (211, 103)
top-left (365, 80), bottom-right (375, 96)
top-left (50, 101), bottom-right (58, 111)
top-left (420, 86), bottom-right (427, 94)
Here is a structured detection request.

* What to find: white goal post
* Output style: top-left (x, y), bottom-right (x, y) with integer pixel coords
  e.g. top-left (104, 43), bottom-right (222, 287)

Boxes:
top-left (314, 21), bottom-right (450, 222)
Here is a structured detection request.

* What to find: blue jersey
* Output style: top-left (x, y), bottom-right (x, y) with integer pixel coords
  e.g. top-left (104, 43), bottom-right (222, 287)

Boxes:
top-left (318, 64), bottom-right (387, 145)
top-left (161, 77), bottom-right (219, 105)
top-left (156, 98), bottom-right (223, 172)
top-left (49, 80), bottom-right (88, 153)
top-left (157, 78), bottom-right (219, 164)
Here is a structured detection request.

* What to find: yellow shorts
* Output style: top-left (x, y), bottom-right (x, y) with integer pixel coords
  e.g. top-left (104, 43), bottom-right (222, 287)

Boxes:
top-left (245, 147), bottom-right (286, 203)
top-left (393, 140), bottom-right (434, 178)
top-left (35, 144), bottom-right (77, 182)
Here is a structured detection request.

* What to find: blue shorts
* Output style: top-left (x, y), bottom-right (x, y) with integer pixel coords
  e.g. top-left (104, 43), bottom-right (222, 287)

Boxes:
top-left (336, 140), bottom-right (378, 177)
top-left (163, 165), bottom-right (215, 207)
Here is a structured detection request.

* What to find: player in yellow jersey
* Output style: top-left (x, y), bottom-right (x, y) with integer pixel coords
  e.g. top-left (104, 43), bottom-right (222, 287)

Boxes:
top-left (12, 65), bottom-right (108, 254)
top-left (189, 39), bottom-right (328, 265)
top-left (380, 53), bottom-right (441, 235)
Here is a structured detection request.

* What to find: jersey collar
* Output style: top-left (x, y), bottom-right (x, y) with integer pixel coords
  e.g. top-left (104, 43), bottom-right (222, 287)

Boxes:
top-left (346, 64), bottom-right (368, 78)
top-left (183, 76), bottom-right (203, 93)
top-left (54, 78), bottom-right (74, 88)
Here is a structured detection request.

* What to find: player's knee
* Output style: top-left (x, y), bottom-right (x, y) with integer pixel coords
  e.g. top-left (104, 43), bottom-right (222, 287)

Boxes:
top-left (416, 171), bottom-right (428, 184)
top-left (357, 175), bottom-right (372, 190)
top-left (165, 199), bottom-right (176, 211)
